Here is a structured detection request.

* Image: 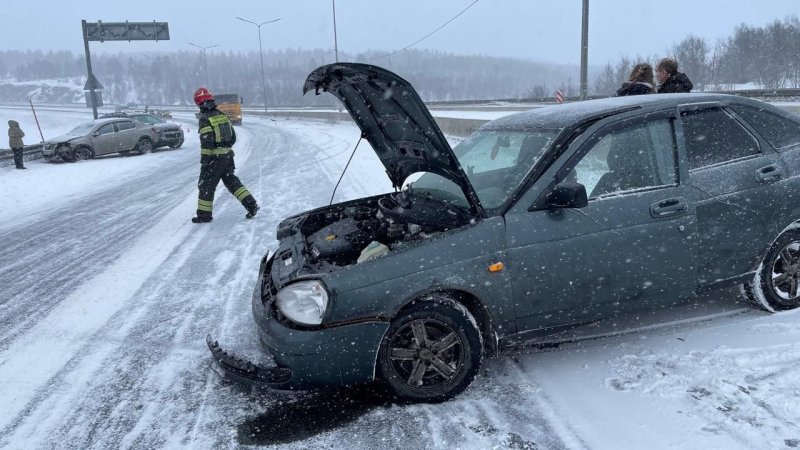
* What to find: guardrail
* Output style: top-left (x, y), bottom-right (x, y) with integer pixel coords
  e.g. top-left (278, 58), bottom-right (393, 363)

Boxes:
top-left (248, 109), bottom-right (489, 137)
top-left (0, 143), bottom-right (43, 167)
top-left (258, 103), bottom-right (800, 137)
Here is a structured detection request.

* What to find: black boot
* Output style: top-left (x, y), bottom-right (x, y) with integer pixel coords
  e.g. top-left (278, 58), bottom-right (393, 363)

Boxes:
top-left (245, 203), bottom-right (260, 219)
top-left (191, 216), bottom-right (213, 223)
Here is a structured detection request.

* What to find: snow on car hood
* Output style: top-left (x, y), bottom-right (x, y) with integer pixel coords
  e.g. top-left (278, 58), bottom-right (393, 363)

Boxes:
top-left (303, 63), bottom-right (484, 214)
top-left (44, 134), bottom-right (79, 144)
top-left (151, 123), bottom-right (180, 130)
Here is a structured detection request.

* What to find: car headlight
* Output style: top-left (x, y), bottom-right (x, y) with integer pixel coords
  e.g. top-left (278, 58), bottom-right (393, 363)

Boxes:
top-left (275, 280), bottom-right (329, 325)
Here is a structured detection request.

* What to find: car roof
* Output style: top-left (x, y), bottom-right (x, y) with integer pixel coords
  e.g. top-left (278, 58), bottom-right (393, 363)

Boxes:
top-left (483, 93), bottom-right (779, 130)
top-left (100, 112), bottom-right (154, 118)
top-left (93, 117), bottom-right (132, 125)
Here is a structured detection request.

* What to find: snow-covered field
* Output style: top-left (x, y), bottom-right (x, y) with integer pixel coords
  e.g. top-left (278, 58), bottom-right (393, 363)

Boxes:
top-left (1, 107), bottom-right (800, 449)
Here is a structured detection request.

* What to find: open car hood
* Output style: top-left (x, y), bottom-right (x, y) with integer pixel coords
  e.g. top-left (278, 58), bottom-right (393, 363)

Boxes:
top-left (303, 63), bottom-right (484, 215)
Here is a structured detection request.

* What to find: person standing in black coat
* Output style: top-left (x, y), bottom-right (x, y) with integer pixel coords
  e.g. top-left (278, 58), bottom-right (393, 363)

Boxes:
top-left (656, 58), bottom-right (693, 93)
top-left (616, 63), bottom-right (656, 96)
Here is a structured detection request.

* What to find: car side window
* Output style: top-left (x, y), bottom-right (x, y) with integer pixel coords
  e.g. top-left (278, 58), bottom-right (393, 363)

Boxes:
top-left (680, 107), bottom-right (760, 169)
top-left (730, 105), bottom-right (800, 150)
top-left (116, 121), bottom-right (135, 131)
top-left (571, 119), bottom-right (678, 198)
top-left (97, 123), bottom-right (115, 135)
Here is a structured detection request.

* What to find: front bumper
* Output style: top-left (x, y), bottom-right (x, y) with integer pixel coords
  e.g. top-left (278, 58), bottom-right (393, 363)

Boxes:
top-left (157, 130), bottom-right (183, 145)
top-left (206, 335), bottom-right (292, 387)
top-left (250, 257), bottom-right (389, 390)
top-left (42, 143), bottom-right (65, 160)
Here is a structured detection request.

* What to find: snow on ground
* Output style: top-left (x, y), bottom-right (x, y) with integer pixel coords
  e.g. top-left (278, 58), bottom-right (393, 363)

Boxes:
top-left (2, 107), bottom-right (800, 449)
top-left (523, 304), bottom-right (800, 449)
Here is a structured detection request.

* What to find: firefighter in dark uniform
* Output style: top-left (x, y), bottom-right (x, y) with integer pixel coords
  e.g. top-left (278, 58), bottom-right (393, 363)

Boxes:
top-left (192, 87), bottom-right (259, 223)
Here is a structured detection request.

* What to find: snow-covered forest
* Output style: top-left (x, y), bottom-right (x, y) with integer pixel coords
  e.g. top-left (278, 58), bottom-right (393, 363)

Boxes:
top-left (0, 48), bottom-right (577, 106)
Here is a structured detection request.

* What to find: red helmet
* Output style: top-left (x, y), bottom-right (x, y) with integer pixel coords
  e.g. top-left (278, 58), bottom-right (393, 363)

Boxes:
top-left (193, 87), bottom-right (214, 105)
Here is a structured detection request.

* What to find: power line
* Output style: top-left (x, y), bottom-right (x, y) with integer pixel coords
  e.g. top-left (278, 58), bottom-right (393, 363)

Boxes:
top-left (362, 0), bottom-right (481, 61)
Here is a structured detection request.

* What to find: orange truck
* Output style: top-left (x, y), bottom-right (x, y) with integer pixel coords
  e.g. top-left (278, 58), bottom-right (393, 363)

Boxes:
top-left (214, 94), bottom-right (243, 125)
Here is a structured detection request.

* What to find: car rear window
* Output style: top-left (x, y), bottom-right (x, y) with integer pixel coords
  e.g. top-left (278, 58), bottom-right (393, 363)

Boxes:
top-left (730, 105), bottom-right (800, 150)
top-left (680, 107), bottom-right (760, 169)
top-left (133, 115), bottom-right (161, 125)
top-left (116, 121), bottom-right (135, 131)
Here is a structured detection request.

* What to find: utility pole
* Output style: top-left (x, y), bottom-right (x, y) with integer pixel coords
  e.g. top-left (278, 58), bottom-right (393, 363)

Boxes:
top-left (81, 20), bottom-right (98, 119)
top-left (580, 0), bottom-right (589, 100)
top-left (332, 0), bottom-right (339, 63)
top-left (236, 17), bottom-right (281, 112)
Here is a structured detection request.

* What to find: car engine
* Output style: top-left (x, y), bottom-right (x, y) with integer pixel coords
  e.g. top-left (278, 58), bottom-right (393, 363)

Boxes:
top-left (303, 191), bottom-right (474, 267)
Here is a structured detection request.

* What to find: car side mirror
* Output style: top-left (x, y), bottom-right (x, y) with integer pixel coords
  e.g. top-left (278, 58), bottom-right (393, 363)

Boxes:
top-left (546, 181), bottom-right (588, 209)
top-left (92, 131), bottom-right (100, 137)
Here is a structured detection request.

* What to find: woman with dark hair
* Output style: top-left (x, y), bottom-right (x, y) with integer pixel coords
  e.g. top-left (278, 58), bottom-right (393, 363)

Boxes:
top-left (616, 63), bottom-right (656, 96)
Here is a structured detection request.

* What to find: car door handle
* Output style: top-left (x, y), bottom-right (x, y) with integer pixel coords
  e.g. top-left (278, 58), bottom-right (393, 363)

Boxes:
top-left (650, 197), bottom-right (688, 218)
top-left (755, 164), bottom-right (783, 183)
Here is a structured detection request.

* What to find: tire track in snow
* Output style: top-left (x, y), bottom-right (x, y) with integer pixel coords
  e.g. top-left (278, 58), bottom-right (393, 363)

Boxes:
top-left (0, 147), bottom-right (199, 348)
top-left (0, 117), bottom-right (361, 448)
top-left (0, 190), bottom-right (199, 439)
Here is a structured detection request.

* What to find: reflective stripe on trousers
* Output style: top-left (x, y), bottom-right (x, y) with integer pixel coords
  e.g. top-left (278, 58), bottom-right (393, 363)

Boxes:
top-left (200, 147), bottom-right (232, 156)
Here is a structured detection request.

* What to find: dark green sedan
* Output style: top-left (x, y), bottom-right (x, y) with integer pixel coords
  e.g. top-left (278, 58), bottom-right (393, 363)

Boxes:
top-left (208, 63), bottom-right (800, 403)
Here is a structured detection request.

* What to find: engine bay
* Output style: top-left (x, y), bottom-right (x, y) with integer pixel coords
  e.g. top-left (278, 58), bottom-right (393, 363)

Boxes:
top-left (299, 190), bottom-right (475, 267)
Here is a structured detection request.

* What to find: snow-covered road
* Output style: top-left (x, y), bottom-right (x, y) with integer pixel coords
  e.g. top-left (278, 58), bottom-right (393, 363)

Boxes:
top-left (1, 108), bottom-right (800, 449)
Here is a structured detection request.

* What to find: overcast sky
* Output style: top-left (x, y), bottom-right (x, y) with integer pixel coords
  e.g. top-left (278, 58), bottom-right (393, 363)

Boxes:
top-left (2, 0), bottom-right (797, 65)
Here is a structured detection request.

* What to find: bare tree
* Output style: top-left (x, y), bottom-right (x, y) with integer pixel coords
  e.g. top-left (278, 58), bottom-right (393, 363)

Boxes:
top-left (671, 35), bottom-right (710, 91)
top-left (593, 63), bottom-right (617, 96)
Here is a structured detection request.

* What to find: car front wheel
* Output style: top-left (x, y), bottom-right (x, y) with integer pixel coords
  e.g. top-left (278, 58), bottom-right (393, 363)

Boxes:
top-left (377, 294), bottom-right (482, 403)
top-left (74, 146), bottom-right (93, 161)
top-left (136, 138), bottom-right (153, 155)
top-left (169, 138), bottom-right (184, 149)
top-left (745, 228), bottom-right (800, 311)
top-left (59, 151), bottom-right (77, 163)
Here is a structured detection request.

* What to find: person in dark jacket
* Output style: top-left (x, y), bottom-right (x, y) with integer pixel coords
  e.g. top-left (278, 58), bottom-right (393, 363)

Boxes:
top-left (191, 87), bottom-right (259, 223)
top-left (616, 63), bottom-right (656, 96)
top-left (8, 120), bottom-right (26, 169)
top-left (656, 58), bottom-right (693, 93)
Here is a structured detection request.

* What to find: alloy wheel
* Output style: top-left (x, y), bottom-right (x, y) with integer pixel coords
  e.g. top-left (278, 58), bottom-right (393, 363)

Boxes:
top-left (770, 241), bottom-right (800, 301)
top-left (138, 139), bottom-right (152, 154)
top-left (74, 147), bottom-right (92, 161)
top-left (386, 318), bottom-right (464, 388)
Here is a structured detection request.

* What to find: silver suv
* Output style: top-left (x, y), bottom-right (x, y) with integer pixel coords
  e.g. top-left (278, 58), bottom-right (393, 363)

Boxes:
top-left (99, 112), bottom-right (184, 149)
top-left (42, 118), bottom-right (159, 162)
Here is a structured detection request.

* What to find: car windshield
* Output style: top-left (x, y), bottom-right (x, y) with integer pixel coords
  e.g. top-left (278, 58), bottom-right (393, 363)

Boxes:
top-left (67, 123), bottom-right (97, 135)
top-left (133, 115), bottom-right (162, 124)
top-left (412, 129), bottom-right (559, 211)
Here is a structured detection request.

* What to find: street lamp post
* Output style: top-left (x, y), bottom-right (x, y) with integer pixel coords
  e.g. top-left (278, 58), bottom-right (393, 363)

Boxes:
top-left (580, 0), bottom-right (589, 100)
top-left (332, 0), bottom-right (339, 63)
top-left (235, 16), bottom-right (281, 112)
top-left (188, 42), bottom-right (219, 86)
